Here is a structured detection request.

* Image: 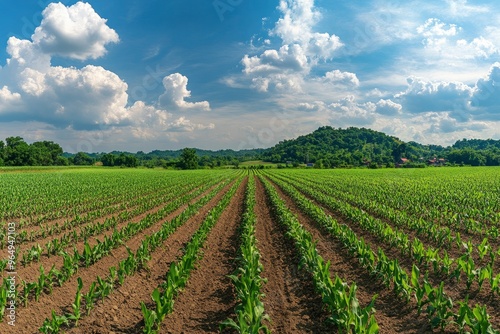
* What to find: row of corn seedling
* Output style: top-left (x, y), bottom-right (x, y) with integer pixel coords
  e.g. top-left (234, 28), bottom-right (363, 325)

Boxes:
top-left (266, 173), bottom-right (499, 333)
top-left (37, 174), bottom-right (243, 332)
top-left (140, 177), bottom-right (243, 333)
top-left (259, 175), bottom-right (379, 333)
top-left (221, 175), bottom-right (270, 333)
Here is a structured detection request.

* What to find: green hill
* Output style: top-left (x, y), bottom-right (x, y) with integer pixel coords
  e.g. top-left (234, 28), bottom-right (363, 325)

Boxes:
top-left (261, 126), bottom-right (443, 167)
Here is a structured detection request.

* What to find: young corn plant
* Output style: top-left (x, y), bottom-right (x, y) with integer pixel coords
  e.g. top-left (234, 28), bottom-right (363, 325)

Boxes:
top-left (21, 280), bottom-right (37, 307)
top-left (477, 238), bottom-right (491, 261)
top-left (39, 310), bottom-right (69, 334)
top-left (0, 279), bottom-right (7, 320)
top-left (457, 255), bottom-right (477, 290)
top-left (66, 277), bottom-right (83, 326)
top-left (424, 281), bottom-right (454, 331)
top-left (490, 273), bottom-right (500, 296)
top-left (35, 265), bottom-right (49, 301)
top-left (141, 301), bottom-right (158, 334)
top-left (468, 305), bottom-right (499, 334)
top-left (141, 288), bottom-right (171, 333)
top-left (84, 282), bottom-right (97, 315)
top-left (411, 265), bottom-right (427, 316)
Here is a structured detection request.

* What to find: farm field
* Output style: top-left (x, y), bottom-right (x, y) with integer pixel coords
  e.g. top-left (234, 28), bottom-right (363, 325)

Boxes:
top-left (1, 167), bottom-right (500, 333)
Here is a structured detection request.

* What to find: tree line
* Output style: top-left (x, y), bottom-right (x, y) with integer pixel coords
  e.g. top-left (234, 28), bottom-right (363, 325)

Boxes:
top-left (2, 129), bottom-right (500, 169)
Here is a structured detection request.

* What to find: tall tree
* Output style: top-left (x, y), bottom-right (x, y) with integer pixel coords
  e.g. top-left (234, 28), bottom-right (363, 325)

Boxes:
top-left (73, 152), bottom-right (94, 165)
top-left (4, 136), bottom-right (30, 166)
top-left (179, 148), bottom-right (198, 169)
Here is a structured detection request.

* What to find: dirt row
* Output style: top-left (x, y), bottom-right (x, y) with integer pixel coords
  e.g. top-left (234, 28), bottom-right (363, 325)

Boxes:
top-left (254, 177), bottom-right (332, 333)
top-left (13, 182), bottom-right (212, 283)
top-left (15, 182), bottom-right (200, 253)
top-left (0, 178), bottom-right (235, 333)
top-left (265, 175), bottom-right (500, 332)
top-left (8, 171), bottom-right (495, 333)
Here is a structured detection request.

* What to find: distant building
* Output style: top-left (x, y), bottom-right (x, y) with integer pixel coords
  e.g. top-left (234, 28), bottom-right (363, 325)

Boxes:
top-left (399, 158), bottom-right (410, 164)
top-left (428, 158), bottom-right (446, 166)
top-left (306, 163), bottom-right (314, 167)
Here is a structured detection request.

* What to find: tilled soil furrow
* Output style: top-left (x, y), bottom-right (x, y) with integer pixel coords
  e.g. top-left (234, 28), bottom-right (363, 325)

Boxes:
top-left (64, 178), bottom-right (239, 334)
top-left (1, 180), bottom-right (234, 334)
top-left (158, 177), bottom-right (247, 334)
top-left (254, 177), bottom-right (332, 333)
top-left (268, 175), bottom-right (500, 329)
top-left (265, 176), bottom-right (434, 334)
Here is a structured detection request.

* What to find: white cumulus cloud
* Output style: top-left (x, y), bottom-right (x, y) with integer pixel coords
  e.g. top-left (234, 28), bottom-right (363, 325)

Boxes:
top-left (0, 86), bottom-right (22, 112)
top-left (395, 77), bottom-right (473, 113)
top-left (272, 0), bottom-right (342, 60)
top-left (375, 99), bottom-right (402, 116)
top-left (242, 44), bottom-right (308, 74)
top-left (158, 73), bottom-right (210, 111)
top-left (238, 0), bottom-right (345, 93)
top-left (323, 70), bottom-right (360, 87)
top-left (0, 1), bottom-right (213, 139)
top-left (417, 18), bottom-right (460, 38)
top-left (470, 62), bottom-right (500, 120)
top-left (32, 2), bottom-right (119, 60)
top-left (167, 116), bottom-right (215, 132)
top-left (327, 96), bottom-right (377, 126)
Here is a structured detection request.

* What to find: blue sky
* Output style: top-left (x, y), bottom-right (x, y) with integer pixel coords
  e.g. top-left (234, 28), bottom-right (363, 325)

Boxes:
top-left (0, 0), bottom-right (499, 152)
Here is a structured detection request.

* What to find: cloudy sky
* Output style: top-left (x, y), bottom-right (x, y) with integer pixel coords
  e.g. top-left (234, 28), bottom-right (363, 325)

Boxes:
top-left (0, 0), bottom-right (499, 152)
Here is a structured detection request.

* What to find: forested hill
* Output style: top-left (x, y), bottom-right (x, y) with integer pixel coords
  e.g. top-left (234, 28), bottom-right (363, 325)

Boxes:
top-left (262, 127), bottom-right (407, 167)
top-left (261, 126), bottom-right (500, 167)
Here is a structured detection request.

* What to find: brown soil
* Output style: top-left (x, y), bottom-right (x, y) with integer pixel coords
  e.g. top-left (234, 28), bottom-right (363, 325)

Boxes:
top-left (254, 177), bottom-right (334, 333)
top-left (0, 179), bottom-right (234, 334)
top-left (64, 178), bottom-right (239, 334)
top-left (263, 176), bottom-right (433, 334)
top-left (266, 175), bottom-right (500, 331)
top-left (158, 177), bottom-right (247, 333)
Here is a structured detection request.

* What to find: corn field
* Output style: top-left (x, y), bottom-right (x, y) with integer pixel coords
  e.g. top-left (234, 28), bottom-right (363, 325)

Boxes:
top-left (1, 167), bottom-right (500, 333)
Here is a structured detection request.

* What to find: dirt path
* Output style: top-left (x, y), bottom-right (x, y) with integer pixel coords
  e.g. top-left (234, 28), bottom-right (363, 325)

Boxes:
top-left (254, 177), bottom-right (333, 333)
top-left (158, 177), bottom-right (247, 333)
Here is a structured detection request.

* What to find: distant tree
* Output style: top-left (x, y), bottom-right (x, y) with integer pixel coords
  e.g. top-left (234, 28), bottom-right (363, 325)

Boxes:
top-left (179, 148), bottom-right (198, 169)
top-left (101, 153), bottom-right (116, 166)
top-left (124, 155), bottom-right (139, 167)
top-left (56, 156), bottom-right (70, 166)
top-left (447, 148), bottom-right (486, 166)
top-left (73, 152), bottom-right (94, 165)
top-left (4, 137), bottom-right (30, 166)
top-left (392, 142), bottom-right (407, 162)
top-left (0, 140), bottom-right (5, 165)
